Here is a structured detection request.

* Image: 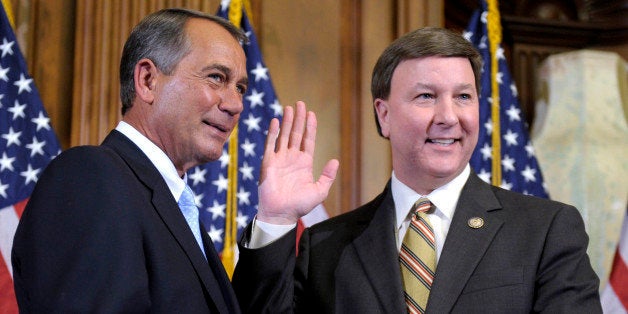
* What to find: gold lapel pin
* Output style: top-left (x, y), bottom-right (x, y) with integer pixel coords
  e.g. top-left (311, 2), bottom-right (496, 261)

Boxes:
top-left (468, 217), bottom-right (484, 229)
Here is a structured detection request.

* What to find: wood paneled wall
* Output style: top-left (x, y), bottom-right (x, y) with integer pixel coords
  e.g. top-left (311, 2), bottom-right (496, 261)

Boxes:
top-left (12, 0), bottom-right (76, 150)
top-left (12, 0), bottom-right (442, 216)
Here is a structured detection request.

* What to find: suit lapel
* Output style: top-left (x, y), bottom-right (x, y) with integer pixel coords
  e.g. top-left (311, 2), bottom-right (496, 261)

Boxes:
top-left (351, 184), bottom-right (406, 313)
top-left (427, 173), bottom-right (503, 313)
top-left (149, 187), bottom-right (232, 312)
top-left (102, 130), bottom-right (233, 313)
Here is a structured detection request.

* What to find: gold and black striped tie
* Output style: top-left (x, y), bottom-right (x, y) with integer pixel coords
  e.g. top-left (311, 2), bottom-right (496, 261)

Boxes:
top-left (399, 197), bottom-right (436, 314)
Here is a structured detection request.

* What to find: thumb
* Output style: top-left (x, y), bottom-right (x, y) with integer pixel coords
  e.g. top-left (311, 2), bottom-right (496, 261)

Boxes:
top-left (316, 159), bottom-right (339, 195)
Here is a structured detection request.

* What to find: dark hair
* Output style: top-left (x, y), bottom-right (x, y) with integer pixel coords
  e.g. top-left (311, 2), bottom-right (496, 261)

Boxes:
top-left (371, 27), bottom-right (483, 136)
top-left (119, 8), bottom-right (247, 115)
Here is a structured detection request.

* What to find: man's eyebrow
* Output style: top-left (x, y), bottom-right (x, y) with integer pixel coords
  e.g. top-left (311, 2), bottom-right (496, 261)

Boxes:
top-left (203, 63), bottom-right (231, 75)
top-left (413, 83), bottom-right (475, 90)
top-left (456, 83), bottom-right (476, 90)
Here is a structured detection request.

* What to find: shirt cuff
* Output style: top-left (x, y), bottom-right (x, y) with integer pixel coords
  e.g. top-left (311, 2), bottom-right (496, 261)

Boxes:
top-left (248, 217), bottom-right (296, 249)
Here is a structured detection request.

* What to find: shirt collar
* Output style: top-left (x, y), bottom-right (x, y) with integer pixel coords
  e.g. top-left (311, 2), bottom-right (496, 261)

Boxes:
top-left (392, 164), bottom-right (470, 229)
top-left (115, 121), bottom-right (187, 200)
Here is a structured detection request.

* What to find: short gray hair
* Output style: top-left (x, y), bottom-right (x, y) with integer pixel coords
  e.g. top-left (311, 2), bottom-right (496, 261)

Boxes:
top-left (119, 8), bottom-right (247, 115)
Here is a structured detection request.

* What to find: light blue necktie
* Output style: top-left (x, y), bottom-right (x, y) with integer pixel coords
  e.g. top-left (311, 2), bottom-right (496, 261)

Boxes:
top-left (178, 185), bottom-right (206, 258)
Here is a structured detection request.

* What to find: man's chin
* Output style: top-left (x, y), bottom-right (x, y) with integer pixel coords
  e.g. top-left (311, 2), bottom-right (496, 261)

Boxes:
top-left (428, 164), bottom-right (466, 180)
top-left (196, 148), bottom-right (223, 164)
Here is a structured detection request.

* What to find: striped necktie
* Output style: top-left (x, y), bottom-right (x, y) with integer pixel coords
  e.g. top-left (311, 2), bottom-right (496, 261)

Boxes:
top-left (399, 197), bottom-right (436, 314)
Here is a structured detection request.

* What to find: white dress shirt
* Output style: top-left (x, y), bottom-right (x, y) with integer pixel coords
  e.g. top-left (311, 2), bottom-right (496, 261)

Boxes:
top-left (392, 164), bottom-right (470, 263)
top-left (115, 121), bottom-right (188, 202)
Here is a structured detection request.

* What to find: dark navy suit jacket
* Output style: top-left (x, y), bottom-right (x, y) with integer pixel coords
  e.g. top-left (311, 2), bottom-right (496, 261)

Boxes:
top-left (13, 130), bottom-right (240, 313)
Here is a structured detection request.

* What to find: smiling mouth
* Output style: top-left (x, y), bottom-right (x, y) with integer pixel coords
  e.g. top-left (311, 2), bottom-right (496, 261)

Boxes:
top-left (427, 138), bottom-right (457, 146)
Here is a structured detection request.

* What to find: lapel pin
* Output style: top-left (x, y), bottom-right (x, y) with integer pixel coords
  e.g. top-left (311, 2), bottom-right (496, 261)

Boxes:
top-left (468, 217), bottom-right (484, 229)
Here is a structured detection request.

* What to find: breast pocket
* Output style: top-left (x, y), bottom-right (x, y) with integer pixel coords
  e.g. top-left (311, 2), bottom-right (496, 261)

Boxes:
top-left (453, 266), bottom-right (529, 313)
top-left (461, 265), bottom-right (524, 294)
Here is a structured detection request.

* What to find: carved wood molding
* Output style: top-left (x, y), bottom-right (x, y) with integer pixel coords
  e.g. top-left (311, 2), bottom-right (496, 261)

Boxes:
top-left (502, 15), bottom-right (628, 48)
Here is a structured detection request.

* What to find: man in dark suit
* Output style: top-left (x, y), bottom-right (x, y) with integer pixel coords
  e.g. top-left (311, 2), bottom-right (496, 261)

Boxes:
top-left (233, 27), bottom-right (602, 313)
top-left (11, 8), bottom-right (338, 313)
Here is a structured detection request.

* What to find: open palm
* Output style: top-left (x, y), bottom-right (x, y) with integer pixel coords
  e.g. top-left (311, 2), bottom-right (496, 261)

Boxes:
top-left (257, 101), bottom-right (339, 225)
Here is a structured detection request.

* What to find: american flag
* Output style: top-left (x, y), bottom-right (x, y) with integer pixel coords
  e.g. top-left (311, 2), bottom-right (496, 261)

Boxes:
top-left (464, 0), bottom-right (548, 198)
top-left (185, 1), bottom-right (282, 273)
top-left (601, 208), bottom-right (628, 313)
top-left (0, 2), bottom-right (61, 312)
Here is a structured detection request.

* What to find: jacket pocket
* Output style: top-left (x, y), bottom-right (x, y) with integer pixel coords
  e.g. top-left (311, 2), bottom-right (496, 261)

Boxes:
top-left (460, 265), bottom-right (524, 294)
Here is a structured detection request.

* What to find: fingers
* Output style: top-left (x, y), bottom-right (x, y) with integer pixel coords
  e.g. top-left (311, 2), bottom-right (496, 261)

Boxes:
top-left (274, 101), bottom-right (312, 152)
top-left (275, 105), bottom-right (293, 151)
top-left (288, 101), bottom-right (306, 150)
top-left (264, 117), bottom-right (280, 154)
top-left (302, 111), bottom-right (317, 155)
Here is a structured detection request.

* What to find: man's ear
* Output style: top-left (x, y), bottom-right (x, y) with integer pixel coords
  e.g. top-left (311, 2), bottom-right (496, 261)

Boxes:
top-left (134, 58), bottom-right (158, 104)
top-left (374, 98), bottom-right (390, 138)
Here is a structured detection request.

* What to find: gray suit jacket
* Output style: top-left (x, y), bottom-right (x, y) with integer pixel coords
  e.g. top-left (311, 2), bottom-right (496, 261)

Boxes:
top-left (234, 173), bottom-right (601, 313)
top-left (13, 130), bottom-right (240, 313)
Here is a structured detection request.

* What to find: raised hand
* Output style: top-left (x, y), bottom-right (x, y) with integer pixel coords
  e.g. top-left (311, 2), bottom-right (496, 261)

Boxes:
top-left (257, 101), bottom-right (339, 225)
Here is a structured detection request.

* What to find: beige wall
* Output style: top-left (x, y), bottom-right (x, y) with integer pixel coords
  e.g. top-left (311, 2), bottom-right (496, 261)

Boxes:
top-left (260, 0), bottom-right (344, 213)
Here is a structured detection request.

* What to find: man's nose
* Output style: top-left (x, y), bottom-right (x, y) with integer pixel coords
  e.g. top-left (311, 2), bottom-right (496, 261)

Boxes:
top-left (218, 88), bottom-right (244, 116)
top-left (433, 98), bottom-right (459, 125)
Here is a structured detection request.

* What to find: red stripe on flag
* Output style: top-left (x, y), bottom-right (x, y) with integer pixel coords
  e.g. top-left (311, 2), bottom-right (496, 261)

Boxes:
top-left (0, 257), bottom-right (18, 313)
top-left (0, 199), bottom-right (28, 313)
top-left (12, 198), bottom-right (28, 219)
top-left (608, 250), bottom-right (628, 310)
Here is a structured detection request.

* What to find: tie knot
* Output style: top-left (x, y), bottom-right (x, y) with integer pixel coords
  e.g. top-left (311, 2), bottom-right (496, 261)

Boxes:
top-left (413, 197), bottom-right (433, 214)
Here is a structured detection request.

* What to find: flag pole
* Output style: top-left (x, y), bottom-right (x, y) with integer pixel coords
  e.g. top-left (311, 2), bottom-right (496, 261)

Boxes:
top-left (487, 0), bottom-right (502, 187)
top-left (222, 0), bottom-right (252, 279)
top-left (0, 0), bottom-right (13, 27)
top-left (222, 0), bottom-right (242, 279)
